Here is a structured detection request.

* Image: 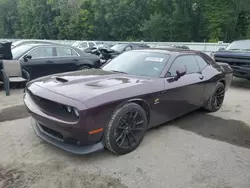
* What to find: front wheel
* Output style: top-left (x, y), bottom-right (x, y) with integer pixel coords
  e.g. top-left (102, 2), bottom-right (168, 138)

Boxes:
top-left (79, 65), bottom-right (91, 70)
top-left (104, 103), bottom-right (148, 155)
top-left (204, 82), bottom-right (225, 112)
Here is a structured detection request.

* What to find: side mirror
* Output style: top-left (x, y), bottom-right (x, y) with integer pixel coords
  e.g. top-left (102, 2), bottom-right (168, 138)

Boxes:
top-left (23, 55), bottom-right (32, 62)
top-left (174, 67), bottom-right (187, 81)
top-left (218, 47), bottom-right (225, 51)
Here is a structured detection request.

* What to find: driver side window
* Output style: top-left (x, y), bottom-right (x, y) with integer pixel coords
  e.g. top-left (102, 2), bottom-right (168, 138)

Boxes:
top-left (168, 55), bottom-right (200, 77)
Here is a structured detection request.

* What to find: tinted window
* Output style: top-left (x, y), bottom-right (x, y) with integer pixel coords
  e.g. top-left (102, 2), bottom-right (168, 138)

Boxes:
top-left (89, 42), bottom-right (95, 48)
top-left (102, 51), bottom-right (170, 77)
top-left (195, 55), bottom-right (208, 70)
top-left (56, 47), bottom-right (78, 57)
top-left (27, 47), bottom-right (53, 58)
top-left (168, 55), bottom-right (199, 76)
top-left (80, 42), bottom-right (88, 48)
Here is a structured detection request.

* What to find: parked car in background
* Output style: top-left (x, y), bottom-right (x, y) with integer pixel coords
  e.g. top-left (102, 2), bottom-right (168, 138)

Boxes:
top-left (71, 41), bottom-right (97, 51)
top-left (24, 48), bottom-right (233, 155)
top-left (84, 44), bottom-right (112, 53)
top-left (153, 45), bottom-right (190, 50)
top-left (11, 40), bottom-right (60, 49)
top-left (110, 43), bottom-right (150, 53)
top-left (0, 43), bottom-right (101, 80)
top-left (212, 39), bottom-right (250, 80)
top-left (84, 44), bottom-right (119, 64)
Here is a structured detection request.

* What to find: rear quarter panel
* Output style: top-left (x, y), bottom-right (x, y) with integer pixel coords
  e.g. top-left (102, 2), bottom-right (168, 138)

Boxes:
top-left (202, 62), bottom-right (233, 101)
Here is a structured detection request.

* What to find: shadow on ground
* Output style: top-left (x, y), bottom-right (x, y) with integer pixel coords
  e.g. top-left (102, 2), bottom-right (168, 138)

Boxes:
top-left (0, 105), bottom-right (29, 122)
top-left (1, 105), bottom-right (250, 150)
top-left (231, 77), bottom-right (250, 89)
top-left (166, 110), bottom-right (250, 149)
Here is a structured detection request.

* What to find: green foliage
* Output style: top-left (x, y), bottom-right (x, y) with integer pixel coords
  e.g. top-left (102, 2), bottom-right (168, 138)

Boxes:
top-left (0, 0), bottom-right (249, 42)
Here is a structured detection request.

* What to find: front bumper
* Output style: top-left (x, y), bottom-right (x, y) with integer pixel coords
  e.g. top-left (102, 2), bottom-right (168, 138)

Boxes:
top-left (24, 84), bottom-right (105, 155)
top-left (230, 66), bottom-right (250, 79)
top-left (32, 118), bottom-right (104, 155)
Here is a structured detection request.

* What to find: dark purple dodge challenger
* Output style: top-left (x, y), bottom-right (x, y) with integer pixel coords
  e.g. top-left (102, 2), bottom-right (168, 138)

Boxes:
top-left (24, 48), bottom-right (233, 155)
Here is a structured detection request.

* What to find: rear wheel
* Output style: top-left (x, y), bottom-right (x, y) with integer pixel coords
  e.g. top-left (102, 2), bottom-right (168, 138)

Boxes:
top-left (104, 103), bottom-right (148, 155)
top-left (204, 82), bottom-right (225, 112)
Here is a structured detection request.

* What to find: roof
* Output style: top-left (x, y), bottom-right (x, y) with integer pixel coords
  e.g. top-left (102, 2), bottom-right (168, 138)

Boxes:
top-left (135, 48), bottom-right (199, 55)
top-left (16, 43), bottom-right (68, 47)
top-left (117, 43), bottom-right (149, 46)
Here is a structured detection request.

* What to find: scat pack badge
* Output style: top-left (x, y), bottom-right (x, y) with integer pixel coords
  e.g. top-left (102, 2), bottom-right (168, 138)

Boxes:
top-left (154, 98), bottom-right (160, 104)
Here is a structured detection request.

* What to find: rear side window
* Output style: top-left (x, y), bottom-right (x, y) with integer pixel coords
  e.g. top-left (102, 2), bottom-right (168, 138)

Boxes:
top-left (56, 47), bottom-right (79, 57)
top-left (88, 42), bottom-right (95, 48)
top-left (194, 55), bottom-right (208, 70)
top-left (168, 55), bottom-right (200, 76)
top-left (80, 42), bottom-right (88, 48)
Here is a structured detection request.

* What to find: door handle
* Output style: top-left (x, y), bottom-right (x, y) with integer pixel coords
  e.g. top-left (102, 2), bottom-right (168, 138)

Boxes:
top-left (199, 75), bottom-right (204, 80)
top-left (73, 59), bottom-right (79, 61)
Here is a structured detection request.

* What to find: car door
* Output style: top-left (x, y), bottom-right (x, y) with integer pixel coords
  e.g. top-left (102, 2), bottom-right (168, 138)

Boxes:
top-left (53, 46), bottom-right (80, 73)
top-left (161, 55), bottom-right (206, 121)
top-left (20, 46), bottom-right (55, 79)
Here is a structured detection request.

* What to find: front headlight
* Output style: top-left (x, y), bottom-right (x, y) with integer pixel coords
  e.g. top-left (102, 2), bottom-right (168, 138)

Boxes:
top-left (66, 106), bottom-right (79, 118)
top-left (73, 108), bottom-right (80, 118)
top-left (66, 106), bottom-right (72, 113)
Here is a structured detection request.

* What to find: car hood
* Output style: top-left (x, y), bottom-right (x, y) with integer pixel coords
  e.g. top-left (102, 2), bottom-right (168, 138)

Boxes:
top-left (32, 69), bottom-right (151, 104)
top-left (214, 50), bottom-right (250, 58)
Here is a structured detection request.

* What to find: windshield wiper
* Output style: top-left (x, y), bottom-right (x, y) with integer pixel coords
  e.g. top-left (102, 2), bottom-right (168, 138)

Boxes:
top-left (110, 70), bottom-right (127, 74)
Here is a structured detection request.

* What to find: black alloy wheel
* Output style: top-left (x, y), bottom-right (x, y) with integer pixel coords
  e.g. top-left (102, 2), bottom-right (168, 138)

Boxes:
top-left (115, 110), bottom-right (145, 149)
top-left (213, 86), bottom-right (225, 109)
top-left (105, 103), bottom-right (148, 155)
top-left (204, 82), bottom-right (225, 112)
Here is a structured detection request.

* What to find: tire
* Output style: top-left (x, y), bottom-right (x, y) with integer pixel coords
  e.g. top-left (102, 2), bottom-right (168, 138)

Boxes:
top-left (79, 65), bottom-right (91, 70)
top-left (104, 103), bottom-right (148, 155)
top-left (204, 82), bottom-right (225, 112)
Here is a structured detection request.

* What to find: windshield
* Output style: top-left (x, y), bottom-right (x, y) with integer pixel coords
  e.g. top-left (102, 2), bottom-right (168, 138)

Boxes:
top-left (111, 44), bottom-right (128, 52)
top-left (102, 51), bottom-right (170, 77)
top-left (226, 40), bottom-right (250, 50)
top-left (12, 45), bottom-right (33, 59)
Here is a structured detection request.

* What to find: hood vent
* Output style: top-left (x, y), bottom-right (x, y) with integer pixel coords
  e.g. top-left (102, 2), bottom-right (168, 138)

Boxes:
top-left (55, 77), bottom-right (68, 83)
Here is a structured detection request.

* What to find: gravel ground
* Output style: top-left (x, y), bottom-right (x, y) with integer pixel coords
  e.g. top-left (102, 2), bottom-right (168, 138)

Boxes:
top-left (0, 78), bottom-right (250, 188)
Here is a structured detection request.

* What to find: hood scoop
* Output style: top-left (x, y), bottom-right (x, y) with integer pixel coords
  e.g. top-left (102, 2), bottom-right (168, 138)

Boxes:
top-left (55, 77), bottom-right (68, 83)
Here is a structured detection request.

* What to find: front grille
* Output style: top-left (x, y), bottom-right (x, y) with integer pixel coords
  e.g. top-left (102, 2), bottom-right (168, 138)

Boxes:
top-left (39, 124), bottom-right (63, 140)
top-left (28, 89), bottom-right (78, 122)
top-left (214, 56), bottom-right (250, 67)
top-left (39, 124), bottom-right (80, 145)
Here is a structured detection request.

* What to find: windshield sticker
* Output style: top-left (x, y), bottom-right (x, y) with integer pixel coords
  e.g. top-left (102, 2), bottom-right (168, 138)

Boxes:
top-left (145, 57), bottom-right (164, 62)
